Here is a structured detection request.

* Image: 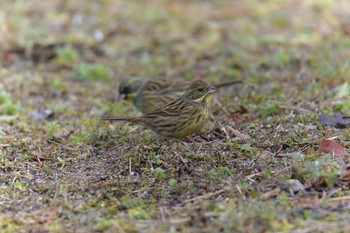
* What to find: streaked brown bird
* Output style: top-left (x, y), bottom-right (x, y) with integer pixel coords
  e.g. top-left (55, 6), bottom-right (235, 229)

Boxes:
top-left (103, 80), bottom-right (218, 139)
top-left (118, 77), bottom-right (241, 113)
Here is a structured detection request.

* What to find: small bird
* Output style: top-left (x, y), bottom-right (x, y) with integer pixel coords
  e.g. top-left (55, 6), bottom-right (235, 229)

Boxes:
top-left (103, 80), bottom-right (218, 139)
top-left (118, 77), bottom-right (241, 113)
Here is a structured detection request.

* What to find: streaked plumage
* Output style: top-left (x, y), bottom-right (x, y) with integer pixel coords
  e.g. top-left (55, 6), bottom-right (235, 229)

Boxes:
top-left (104, 80), bottom-right (218, 138)
top-left (118, 77), bottom-right (241, 113)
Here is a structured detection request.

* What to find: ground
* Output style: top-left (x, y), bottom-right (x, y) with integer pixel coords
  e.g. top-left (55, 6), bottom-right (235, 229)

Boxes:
top-left (0, 0), bottom-right (350, 232)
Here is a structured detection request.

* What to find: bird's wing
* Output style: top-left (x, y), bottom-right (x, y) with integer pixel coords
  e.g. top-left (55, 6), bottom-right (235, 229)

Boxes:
top-left (143, 98), bottom-right (186, 117)
top-left (144, 79), bottom-right (189, 94)
top-left (162, 79), bottom-right (190, 92)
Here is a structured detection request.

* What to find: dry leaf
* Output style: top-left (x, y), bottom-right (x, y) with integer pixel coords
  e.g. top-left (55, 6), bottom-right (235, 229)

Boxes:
top-left (316, 139), bottom-right (348, 156)
top-left (278, 179), bottom-right (305, 195)
top-left (226, 125), bottom-right (251, 141)
top-left (52, 130), bottom-right (74, 140)
top-left (292, 198), bottom-right (319, 207)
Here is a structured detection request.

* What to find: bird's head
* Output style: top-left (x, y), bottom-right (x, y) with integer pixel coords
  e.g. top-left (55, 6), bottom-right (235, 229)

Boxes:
top-left (118, 77), bottom-right (147, 101)
top-left (183, 80), bottom-right (218, 104)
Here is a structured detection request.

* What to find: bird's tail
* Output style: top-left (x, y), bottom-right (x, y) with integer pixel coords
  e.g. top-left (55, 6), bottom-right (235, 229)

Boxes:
top-left (101, 117), bottom-right (140, 124)
top-left (101, 117), bottom-right (126, 121)
top-left (215, 79), bottom-right (243, 88)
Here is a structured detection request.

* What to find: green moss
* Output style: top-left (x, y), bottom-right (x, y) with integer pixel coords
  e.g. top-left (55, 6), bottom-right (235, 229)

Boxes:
top-left (1, 102), bottom-right (20, 115)
top-left (120, 196), bottom-right (144, 209)
top-left (50, 79), bottom-right (67, 91)
top-left (259, 101), bottom-right (280, 118)
top-left (44, 121), bottom-right (63, 135)
top-left (9, 181), bottom-right (26, 191)
top-left (168, 178), bottom-right (177, 187)
top-left (0, 91), bottom-right (20, 115)
top-left (54, 46), bottom-right (80, 66)
top-left (75, 63), bottom-right (112, 81)
top-left (154, 167), bottom-right (166, 179)
top-left (127, 206), bottom-right (151, 220)
top-left (293, 154), bottom-right (342, 187)
top-left (335, 100), bottom-right (350, 115)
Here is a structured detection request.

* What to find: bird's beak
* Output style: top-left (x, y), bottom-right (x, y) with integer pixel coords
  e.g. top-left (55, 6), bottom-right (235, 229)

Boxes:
top-left (117, 93), bottom-right (126, 102)
top-left (208, 86), bottom-right (219, 94)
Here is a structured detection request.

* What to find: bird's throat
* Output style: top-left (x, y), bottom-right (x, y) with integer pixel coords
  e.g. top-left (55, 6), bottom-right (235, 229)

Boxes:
top-left (192, 94), bottom-right (213, 105)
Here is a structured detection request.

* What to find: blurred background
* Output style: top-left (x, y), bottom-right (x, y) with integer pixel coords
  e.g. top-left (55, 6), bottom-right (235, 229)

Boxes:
top-left (1, 0), bottom-right (349, 111)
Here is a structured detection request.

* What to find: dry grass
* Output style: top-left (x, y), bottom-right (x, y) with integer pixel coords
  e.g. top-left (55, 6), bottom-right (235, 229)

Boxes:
top-left (0, 0), bottom-right (349, 232)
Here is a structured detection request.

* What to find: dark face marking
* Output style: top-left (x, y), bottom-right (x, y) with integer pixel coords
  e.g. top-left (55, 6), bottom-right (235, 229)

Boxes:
top-left (119, 86), bottom-right (130, 99)
top-left (118, 78), bottom-right (145, 100)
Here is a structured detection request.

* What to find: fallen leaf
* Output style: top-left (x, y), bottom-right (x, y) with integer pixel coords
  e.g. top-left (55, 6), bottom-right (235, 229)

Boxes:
top-left (316, 139), bottom-right (348, 156)
top-left (29, 161), bottom-right (43, 167)
top-left (52, 130), bottom-right (74, 140)
top-left (291, 198), bottom-right (319, 207)
top-left (278, 179), bottom-right (305, 195)
top-left (31, 151), bottom-right (48, 160)
top-left (226, 125), bottom-right (251, 141)
top-left (318, 113), bottom-right (350, 129)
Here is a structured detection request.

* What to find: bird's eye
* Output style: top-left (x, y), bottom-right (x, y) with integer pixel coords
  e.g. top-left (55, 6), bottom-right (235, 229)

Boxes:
top-left (123, 87), bottom-right (130, 94)
top-left (198, 87), bottom-right (204, 92)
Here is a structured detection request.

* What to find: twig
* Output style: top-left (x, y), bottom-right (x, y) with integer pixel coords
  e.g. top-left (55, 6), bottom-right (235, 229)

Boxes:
top-left (183, 188), bottom-right (228, 203)
top-left (219, 122), bottom-right (230, 140)
top-left (246, 172), bottom-right (264, 179)
top-left (235, 184), bottom-right (245, 200)
top-left (47, 140), bottom-right (77, 151)
top-left (159, 206), bottom-right (166, 221)
top-left (260, 188), bottom-right (281, 200)
top-left (167, 217), bottom-right (192, 224)
top-left (318, 191), bottom-right (327, 204)
top-left (328, 195), bottom-right (350, 202)
top-left (226, 125), bottom-right (250, 141)
top-left (326, 188), bottom-right (342, 199)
